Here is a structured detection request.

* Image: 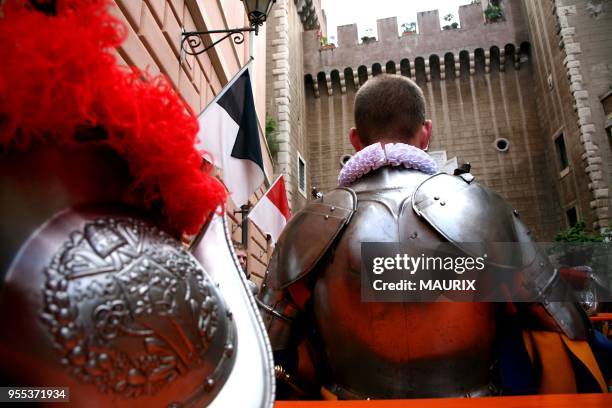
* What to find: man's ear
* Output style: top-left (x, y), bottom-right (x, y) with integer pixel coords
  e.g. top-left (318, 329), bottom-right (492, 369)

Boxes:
top-left (349, 127), bottom-right (364, 152)
top-left (419, 120), bottom-right (433, 151)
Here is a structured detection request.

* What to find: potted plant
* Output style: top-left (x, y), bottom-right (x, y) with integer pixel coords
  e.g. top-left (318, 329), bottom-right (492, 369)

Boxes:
top-left (484, 3), bottom-right (504, 23)
top-left (401, 22), bottom-right (417, 36)
top-left (320, 36), bottom-right (336, 50)
top-left (442, 13), bottom-right (459, 30)
top-left (265, 116), bottom-right (279, 159)
top-left (361, 28), bottom-right (376, 44)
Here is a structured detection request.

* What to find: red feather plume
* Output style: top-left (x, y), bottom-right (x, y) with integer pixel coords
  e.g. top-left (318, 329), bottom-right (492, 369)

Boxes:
top-left (0, 0), bottom-right (227, 234)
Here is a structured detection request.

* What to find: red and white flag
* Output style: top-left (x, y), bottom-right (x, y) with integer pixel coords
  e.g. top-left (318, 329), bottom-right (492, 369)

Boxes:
top-left (248, 175), bottom-right (291, 245)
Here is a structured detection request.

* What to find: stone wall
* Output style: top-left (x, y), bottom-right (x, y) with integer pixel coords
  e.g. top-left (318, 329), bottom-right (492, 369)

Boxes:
top-left (522, 0), bottom-right (611, 230)
top-left (559, 0), bottom-right (611, 229)
top-left (266, 0), bottom-right (324, 212)
top-left (303, 2), bottom-right (529, 79)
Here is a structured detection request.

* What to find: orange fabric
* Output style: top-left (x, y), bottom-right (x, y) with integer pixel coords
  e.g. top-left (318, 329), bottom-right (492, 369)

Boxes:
top-left (529, 331), bottom-right (577, 394)
top-left (562, 335), bottom-right (608, 393)
top-left (276, 394), bottom-right (612, 407)
top-left (590, 313), bottom-right (612, 322)
top-left (321, 386), bottom-right (339, 401)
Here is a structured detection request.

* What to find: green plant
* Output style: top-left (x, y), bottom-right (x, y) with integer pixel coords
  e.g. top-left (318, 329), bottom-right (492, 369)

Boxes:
top-left (551, 221), bottom-right (609, 270)
top-left (321, 36), bottom-right (328, 46)
top-left (361, 28), bottom-right (376, 43)
top-left (401, 22), bottom-right (417, 33)
top-left (602, 227), bottom-right (612, 242)
top-left (484, 4), bottom-right (504, 22)
top-left (442, 14), bottom-right (458, 30)
top-left (554, 221), bottom-right (603, 242)
top-left (265, 116), bottom-right (279, 158)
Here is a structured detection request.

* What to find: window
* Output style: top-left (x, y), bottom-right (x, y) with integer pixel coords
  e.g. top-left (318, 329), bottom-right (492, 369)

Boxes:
top-left (297, 152), bottom-right (306, 198)
top-left (566, 207), bottom-right (578, 227)
top-left (554, 133), bottom-right (569, 171)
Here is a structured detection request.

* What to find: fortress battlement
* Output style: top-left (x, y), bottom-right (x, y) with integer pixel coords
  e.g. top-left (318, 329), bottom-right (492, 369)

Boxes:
top-left (303, 1), bottom-right (531, 97)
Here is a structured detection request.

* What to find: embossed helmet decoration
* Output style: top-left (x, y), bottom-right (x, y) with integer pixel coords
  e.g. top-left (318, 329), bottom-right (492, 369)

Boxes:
top-left (0, 1), bottom-right (274, 406)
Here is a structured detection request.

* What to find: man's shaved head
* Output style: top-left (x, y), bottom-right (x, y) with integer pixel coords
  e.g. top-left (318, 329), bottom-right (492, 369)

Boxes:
top-left (354, 74), bottom-right (426, 145)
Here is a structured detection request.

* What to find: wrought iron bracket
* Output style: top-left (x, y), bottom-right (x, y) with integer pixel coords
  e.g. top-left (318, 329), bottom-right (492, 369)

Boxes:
top-left (181, 27), bottom-right (257, 57)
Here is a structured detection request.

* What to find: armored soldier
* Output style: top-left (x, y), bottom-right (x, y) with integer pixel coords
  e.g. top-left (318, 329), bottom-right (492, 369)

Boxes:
top-left (0, 1), bottom-right (274, 406)
top-left (258, 74), bottom-right (608, 399)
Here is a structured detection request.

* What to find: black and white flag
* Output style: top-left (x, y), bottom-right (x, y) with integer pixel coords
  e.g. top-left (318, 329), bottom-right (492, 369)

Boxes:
top-left (196, 61), bottom-right (265, 206)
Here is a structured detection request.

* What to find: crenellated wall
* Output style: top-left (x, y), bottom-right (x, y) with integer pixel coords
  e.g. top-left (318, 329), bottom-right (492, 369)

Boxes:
top-left (302, 1), bottom-right (568, 240)
top-left (303, 1), bottom-right (529, 87)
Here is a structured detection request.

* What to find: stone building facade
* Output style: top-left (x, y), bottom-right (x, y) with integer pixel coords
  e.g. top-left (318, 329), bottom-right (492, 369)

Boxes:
top-left (280, 0), bottom-right (611, 239)
top-left (110, 0), bottom-right (275, 284)
top-left (265, 0), bottom-right (326, 212)
top-left (522, 0), bottom-right (611, 231)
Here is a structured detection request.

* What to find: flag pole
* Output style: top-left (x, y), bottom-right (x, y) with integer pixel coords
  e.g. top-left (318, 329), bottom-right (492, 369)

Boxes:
top-left (196, 56), bottom-right (255, 119)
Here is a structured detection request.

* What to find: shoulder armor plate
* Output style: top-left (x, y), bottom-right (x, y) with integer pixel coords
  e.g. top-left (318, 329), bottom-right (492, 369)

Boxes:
top-left (412, 173), bottom-right (588, 339)
top-left (269, 188), bottom-right (356, 290)
top-left (412, 173), bottom-right (534, 268)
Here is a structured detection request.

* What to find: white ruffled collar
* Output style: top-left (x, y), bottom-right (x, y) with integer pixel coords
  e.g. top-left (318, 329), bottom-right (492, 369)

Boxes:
top-left (338, 142), bottom-right (438, 187)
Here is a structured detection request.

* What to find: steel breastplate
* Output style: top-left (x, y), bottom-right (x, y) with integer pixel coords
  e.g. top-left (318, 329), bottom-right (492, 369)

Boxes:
top-left (310, 167), bottom-right (497, 398)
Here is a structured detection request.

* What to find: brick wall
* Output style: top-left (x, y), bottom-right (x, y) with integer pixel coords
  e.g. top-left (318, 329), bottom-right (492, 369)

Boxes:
top-left (110, 0), bottom-right (274, 282)
top-left (301, 0), bottom-right (612, 238)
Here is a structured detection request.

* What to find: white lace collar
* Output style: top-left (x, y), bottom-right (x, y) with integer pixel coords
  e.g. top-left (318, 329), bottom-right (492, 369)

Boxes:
top-left (338, 142), bottom-right (438, 187)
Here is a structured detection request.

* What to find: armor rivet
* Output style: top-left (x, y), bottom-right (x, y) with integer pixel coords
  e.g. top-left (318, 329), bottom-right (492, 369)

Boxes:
top-left (440, 201), bottom-right (446, 206)
top-left (324, 215), bottom-right (329, 220)
top-left (330, 206), bottom-right (335, 211)
top-left (205, 377), bottom-right (215, 390)
top-left (224, 343), bottom-right (234, 357)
